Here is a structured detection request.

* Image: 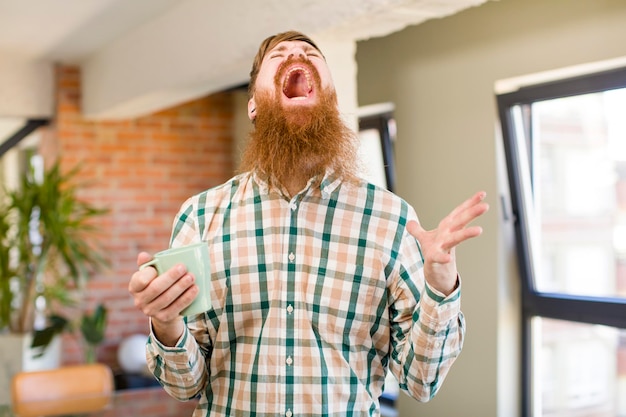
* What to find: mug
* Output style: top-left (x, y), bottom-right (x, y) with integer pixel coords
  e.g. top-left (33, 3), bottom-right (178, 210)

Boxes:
top-left (139, 242), bottom-right (211, 316)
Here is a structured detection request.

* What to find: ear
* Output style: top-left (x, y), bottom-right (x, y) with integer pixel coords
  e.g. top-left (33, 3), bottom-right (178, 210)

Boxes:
top-left (247, 97), bottom-right (257, 121)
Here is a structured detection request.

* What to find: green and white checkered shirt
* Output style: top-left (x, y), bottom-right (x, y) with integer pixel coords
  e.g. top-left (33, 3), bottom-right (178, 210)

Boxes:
top-left (146, 171), bottom-right (465, 417)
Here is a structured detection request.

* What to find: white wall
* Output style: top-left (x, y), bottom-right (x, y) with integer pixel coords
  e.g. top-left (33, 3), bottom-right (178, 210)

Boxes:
top-left (356, 0), bottom-right (626, 415)
top-left (316, 38), bottom-right (359, 131)
top-left (0, 54), bottom-right (53, 118)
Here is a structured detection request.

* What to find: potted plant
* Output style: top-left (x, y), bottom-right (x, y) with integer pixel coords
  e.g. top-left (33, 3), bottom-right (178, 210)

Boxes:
top-left (80, 303), bottom-right (108, 363)
top-left (0, 159), bottom-right (108, 355)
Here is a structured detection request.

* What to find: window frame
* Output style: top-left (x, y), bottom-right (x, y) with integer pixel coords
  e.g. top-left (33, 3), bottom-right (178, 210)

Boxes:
top-left (358, 107), bottom-right (396, 193)
top-left (0, 119), bottom-right (48, 158)
top-left (496, 66), bottom-right (626, 416)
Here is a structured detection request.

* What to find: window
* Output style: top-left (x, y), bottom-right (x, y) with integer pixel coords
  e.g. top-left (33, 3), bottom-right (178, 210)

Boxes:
top-left (358, 103), bottom-right (397, 192)
top-left (498, 67), bottom-right (626, 416)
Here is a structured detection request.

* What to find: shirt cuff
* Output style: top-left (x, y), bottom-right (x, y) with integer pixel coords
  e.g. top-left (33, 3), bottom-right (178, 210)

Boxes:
top-left (420, 275), bottom-right (462, 329)
top-left (147, 318), bottom-right (191, 363)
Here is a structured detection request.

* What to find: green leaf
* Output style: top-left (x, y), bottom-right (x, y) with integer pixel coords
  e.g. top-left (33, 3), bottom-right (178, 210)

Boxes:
top-left (30, 315), bottom-right (69, 356)
top-left (80, 303), bottom-right (107, 345)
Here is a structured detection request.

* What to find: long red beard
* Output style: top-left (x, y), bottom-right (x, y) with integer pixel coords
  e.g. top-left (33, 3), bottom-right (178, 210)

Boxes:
top-left (240, 57), bottom-right (359, 193)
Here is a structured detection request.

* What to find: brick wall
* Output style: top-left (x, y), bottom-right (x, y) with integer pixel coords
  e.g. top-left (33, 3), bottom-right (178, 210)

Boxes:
top-left (44, 65), bottom-right (234, 370)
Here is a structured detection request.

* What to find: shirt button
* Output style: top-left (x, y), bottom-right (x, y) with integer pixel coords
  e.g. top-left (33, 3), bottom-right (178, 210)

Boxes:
top-left (286, 410), bottom-right (293, 417)
top-left (288, 252), bottom-right (295, 262)
top-left (287, 304), bottom-right (294, 314)
top-left (286, 356), bottom-right (293, 366)
top-left (290, 203), bottom-right (297, 211)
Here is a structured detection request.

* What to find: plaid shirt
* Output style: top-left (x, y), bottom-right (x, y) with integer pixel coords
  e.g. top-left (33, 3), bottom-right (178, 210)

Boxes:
top-left (146, 171), bottom-right (465, 417)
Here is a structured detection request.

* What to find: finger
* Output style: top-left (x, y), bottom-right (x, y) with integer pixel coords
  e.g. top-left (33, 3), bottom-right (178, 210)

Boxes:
top-left (441, 225), bottom-right (484, 251)
top-left (444, 199), bottom-right (489, 233)
top-left (129, 263), bottom-right (158, 293)
top-left (454, 202), bottom-right (489, 229)
top-left (144, 276), bottom-right (199, 317)
top-left (145, 264), bottom-right (189, 298)
top-left (132, 265), bottom-right (193, 315)
top-left (406, 220), bottom-right (424, 238)
top-left (129, 263), bottom-right (187, 304)
top-left (447, 191), bottom-right (487, 220)
top-left (137, 251), bottom-right (153, 267)
top-left (144, 274), bottom-right (199, 316)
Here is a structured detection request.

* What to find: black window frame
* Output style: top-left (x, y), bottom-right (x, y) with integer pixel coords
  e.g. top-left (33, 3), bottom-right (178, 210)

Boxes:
top-left (0, 119), bottom-right (49, 158)
top-left (497, 66), bottom-right (626, 416)
top-left (358, 109), bottom-right (396, 193)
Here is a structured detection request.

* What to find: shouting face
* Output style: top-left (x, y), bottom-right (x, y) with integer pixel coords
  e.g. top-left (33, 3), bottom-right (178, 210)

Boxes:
top-left (241, 39), bottom-right (359, 195)
top-left (248, 40), bottom-right (335, 118)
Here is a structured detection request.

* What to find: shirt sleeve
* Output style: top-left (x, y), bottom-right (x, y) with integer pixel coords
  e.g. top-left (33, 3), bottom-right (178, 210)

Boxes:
top-left (386, 227), bottom-right (466, 402)
top-left (146, 319), bottom-right (208, 401)
top-left (144, 195), bottom-right (211, 400)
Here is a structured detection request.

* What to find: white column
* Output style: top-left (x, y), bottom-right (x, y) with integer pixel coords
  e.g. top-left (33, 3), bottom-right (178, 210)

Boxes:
top-left (314, 38), bottom-right (359, 132)
top-left (0, 55), bottom-right (53, 118)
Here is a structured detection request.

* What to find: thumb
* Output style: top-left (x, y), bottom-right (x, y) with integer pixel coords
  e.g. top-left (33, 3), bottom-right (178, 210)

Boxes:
top-left (137, 251), bottom-right (153, 267)
top-left (406, 220), bottom-right (424, 239)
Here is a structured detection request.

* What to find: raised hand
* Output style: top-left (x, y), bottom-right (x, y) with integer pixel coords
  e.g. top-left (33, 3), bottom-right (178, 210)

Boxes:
top-left (407, 191), bottom-right (489, 295)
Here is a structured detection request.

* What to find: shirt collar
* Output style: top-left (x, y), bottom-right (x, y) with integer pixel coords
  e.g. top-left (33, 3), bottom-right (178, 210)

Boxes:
top-left (251, 169), bottom-right (342, 200)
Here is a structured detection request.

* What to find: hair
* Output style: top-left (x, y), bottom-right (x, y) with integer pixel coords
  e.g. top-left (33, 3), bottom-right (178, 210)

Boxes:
top-left (248, 31), bottom-right (323, 98)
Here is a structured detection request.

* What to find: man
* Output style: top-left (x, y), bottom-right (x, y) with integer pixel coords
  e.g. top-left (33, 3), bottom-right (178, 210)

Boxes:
top-left (129, 31), bottom-right (489, 416)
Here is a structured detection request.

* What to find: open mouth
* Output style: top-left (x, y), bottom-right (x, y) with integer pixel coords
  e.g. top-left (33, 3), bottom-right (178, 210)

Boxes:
top-left (282, 66), bottom-right (313, 100)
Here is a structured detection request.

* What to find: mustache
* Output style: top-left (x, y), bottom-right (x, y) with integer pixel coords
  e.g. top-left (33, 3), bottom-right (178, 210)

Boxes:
top-left (273, 55), bottom-right (320, 91)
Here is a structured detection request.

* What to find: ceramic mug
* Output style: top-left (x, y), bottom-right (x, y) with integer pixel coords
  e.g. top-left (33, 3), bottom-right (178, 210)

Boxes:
top-left (139, 242), bottom-right (211, 316)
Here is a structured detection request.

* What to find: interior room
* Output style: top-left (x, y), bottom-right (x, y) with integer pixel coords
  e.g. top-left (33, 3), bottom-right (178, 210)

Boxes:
top-left (1, 0), bottom-right (626, 416)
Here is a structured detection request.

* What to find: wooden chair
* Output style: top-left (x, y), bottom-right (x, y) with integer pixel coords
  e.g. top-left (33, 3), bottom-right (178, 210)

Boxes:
top-left (11, 363), bottom-right (114, 417)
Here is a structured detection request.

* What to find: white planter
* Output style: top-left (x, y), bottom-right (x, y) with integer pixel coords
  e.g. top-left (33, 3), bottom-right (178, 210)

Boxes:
top-left (0, 333), bottom-right (61, 405)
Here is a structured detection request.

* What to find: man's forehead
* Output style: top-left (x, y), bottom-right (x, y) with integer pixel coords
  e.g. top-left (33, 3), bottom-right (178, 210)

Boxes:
top-left (268, 40), bottom-right (319, 54)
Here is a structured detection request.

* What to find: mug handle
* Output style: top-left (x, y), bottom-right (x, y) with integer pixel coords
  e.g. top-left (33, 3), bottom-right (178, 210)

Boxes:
top-left (139, 259), bottom-right (159, 271)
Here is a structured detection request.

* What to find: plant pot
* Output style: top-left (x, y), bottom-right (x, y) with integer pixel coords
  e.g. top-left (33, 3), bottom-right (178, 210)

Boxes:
top-left (0, 332), bottom-right (61, 404)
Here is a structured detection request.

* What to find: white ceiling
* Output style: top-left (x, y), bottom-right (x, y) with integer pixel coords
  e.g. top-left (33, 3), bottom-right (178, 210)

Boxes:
top-left (0, 0), bottom-right (489, 63)
top-left (0, 0), bottom-right (490, 144)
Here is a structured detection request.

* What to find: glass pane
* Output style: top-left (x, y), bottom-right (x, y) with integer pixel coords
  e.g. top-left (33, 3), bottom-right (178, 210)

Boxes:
top-left (358, 128), bottom-right (389, 189)
top-left (531, 88), bottom-right (626, 298)
top-left (533, 317), bottom-right (626, 417)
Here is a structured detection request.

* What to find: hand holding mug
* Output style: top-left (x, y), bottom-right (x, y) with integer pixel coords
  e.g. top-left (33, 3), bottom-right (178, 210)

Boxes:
top-left (137, 242), bottom-right (212, 317)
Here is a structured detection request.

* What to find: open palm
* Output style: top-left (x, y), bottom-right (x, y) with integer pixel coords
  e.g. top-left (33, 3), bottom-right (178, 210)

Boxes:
top-left (407, 191), bottom-right (489, 295)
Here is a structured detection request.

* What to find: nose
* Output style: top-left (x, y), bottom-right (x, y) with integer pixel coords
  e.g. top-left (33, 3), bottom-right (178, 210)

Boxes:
top-left (287, 46), bottom-right (306, 59)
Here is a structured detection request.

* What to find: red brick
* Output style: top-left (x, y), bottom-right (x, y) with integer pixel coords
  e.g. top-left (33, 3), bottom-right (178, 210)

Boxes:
top-left (41, 64), bottom-right (234, 368)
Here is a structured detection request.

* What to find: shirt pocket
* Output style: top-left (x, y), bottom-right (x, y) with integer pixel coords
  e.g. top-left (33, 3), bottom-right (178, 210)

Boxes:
top-left (302, 247), bottom-right (387, 347)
